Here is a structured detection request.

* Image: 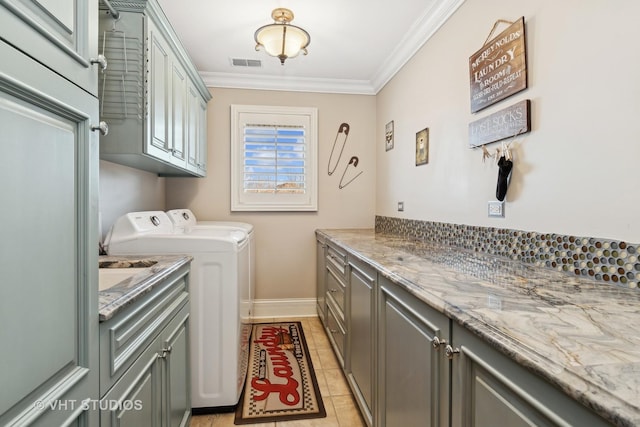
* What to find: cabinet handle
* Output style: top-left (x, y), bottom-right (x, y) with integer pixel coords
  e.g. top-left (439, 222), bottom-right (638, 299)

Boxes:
top-left (329, 328), bottom-right (338, 334)
top-left (90, 54), bottom-right (108, 71)
top-left (329, 289), bottom-right (338, 293)
top-left (158, 345), bottom-right (173, 359)
top-left (444, 344), bottom-right (460, 359)
top-left (91, 121), bottom-right (109, 136)
top-left (432, 336), bottom-right (446, 349)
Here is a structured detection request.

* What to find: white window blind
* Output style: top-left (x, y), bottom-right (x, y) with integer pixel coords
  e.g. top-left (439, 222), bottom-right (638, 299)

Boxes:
top-left (243, 124), bottom-right (306, 194)
top-left (231, 105), bottom-right (318, 211)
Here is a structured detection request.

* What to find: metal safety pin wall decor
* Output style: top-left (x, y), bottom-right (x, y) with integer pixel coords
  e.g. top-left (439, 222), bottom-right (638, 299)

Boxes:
top-left (327, 123), bottom-right (350, 175)
top-left (339, 156), bottom-right (363, 189)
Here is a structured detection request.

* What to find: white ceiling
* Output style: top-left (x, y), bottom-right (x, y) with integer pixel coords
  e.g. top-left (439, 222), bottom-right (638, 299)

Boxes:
top-left (156, 0), bottom-right (464, 94)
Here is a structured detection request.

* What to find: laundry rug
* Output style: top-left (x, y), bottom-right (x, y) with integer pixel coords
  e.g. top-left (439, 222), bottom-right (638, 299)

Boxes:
top-left (234, 321), bottom-right (326, 424)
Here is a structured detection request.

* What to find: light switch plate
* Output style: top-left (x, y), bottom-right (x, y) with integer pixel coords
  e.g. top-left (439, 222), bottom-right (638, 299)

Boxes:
top-left (488, 201), bottom-right (505, 217)
top-left (397, 201), bottom-right (404, 212)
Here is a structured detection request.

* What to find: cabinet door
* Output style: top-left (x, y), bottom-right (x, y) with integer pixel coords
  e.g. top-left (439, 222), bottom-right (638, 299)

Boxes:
top-left (0, 41), bottom-right (99, 426)
top-left (0, 0), bottom-right (98, 95)
top-left (316, 237), bottom-right (327, 324)
top-left (100, 350), bottom-right (162, 427)
top-left (378, 277), bottom-right (450, 427)
top-left (186, 82), bottom-right (199, 174)
top-left (169, 60), bottom-right (187, 168)
top-left (186, 83), bottom-right (207, 177)
top-left (146, 18), bottom-right (171, 162)
top-left (348, 259), bottom-right (375, 425)
top-left (450, 324), bottom-right (612, 427)
top-left (163, 309), bottom-right (191, 427)
top-left (196, 96), bottom-right (208, 176)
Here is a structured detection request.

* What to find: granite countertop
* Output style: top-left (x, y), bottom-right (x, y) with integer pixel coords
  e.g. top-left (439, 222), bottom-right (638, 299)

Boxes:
top-left (98, 255), bottom-right (192, 322)
top-left (317, 229), bottom-right (640, 427)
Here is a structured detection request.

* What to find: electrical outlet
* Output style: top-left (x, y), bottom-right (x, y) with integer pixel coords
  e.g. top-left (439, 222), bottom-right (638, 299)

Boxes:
top-left (397, 201), bottom-right (404, 212)
top-left (488, 201), bottom-right (504, 218)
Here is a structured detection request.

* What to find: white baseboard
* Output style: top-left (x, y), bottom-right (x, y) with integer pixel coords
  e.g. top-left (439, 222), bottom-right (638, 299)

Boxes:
top-left (251, 298), bottom-right (317, 320)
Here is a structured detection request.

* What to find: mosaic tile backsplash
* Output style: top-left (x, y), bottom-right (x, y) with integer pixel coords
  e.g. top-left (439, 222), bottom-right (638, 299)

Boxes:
top-left (375, 215), bottom-right (640, 289)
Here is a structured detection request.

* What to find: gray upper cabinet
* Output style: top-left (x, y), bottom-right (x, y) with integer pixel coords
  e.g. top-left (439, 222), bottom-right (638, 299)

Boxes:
top-left (0, 40), bottom-right (99, 426)
top-left (97, 0), bottom-right (211, 177)
top-left (0, 0), bottom-right (99, 95)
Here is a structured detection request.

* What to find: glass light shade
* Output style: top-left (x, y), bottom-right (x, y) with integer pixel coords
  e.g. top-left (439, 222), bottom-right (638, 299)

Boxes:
top-left (255, 23), bottom-right (310, 64)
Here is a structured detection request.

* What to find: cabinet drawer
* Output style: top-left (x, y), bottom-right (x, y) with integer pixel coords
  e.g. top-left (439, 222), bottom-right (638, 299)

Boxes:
top-left (326, 301), bottom-right (346, 366)
top-left (100, 267), bottom-right (190, 396)
top-left (326, 242), bottom-right (348, 280)
top-left (326, 267), bottom-right (346, 315)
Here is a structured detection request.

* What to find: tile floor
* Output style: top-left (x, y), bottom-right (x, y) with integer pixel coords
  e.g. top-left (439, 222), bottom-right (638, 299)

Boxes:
top-left (189, 316), bottom-right (366, 427)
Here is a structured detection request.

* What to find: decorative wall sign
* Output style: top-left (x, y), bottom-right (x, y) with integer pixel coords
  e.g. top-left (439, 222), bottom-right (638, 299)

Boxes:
top-left (469, 17), bottom-right (527, 113)
top-left (327, 123), bottom-right (350, 175)
top-left (385, 120), bottom-right (394, 151)
top-left (415, 128), bottom-right (429, 166)
top-left (469, 99), bottom-right (531, 147)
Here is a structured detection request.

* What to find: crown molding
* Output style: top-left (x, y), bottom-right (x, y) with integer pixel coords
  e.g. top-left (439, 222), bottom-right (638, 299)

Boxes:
top-left (199, 0), bottom-right (465, 95)
top-left (200, 72), bottom-right (376, 95)
top-left (370, 0), bottom-right (466, 93)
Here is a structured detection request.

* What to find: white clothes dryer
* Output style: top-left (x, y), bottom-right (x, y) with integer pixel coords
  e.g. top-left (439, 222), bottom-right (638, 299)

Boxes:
top-left (166, 209), bottom-right (255, 321)
top-left (104, 211), bottom-right (250, 411)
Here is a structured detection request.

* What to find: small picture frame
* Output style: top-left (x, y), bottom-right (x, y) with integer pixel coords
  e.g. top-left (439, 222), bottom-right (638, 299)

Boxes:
top-left (415, 127), bottom-right (429, 165)
top-left (385, 120), bottom-right (394, 151)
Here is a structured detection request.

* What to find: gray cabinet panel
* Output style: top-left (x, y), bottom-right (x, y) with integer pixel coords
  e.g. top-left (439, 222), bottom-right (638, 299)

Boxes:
top-left (164, 312), bottom-right (190, 427)
top-left (378, 277), bottom-right (450, 427)
top-left (451, 324), bottom-right (612, 427)
top-left (147, 19), bottom-right (171, 161)
top-left (0, 0), bottom-right (98, 94)
top-left (100, 346), bottom-right (161, 427)
top-left (185, 81), bottom-right (207, 176)
top-left (0, 40), bottom-right (99, 427)
top-left (348, 259), bottom-right (375, 424)
top-left (170, 62), bottom-right (187, 166)
top-left (316, 237), bottom-right (327, 324)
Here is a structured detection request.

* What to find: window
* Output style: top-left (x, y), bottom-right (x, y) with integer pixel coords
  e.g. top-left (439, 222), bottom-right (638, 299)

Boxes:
top-left (231, 105), bottom-right (318, 211)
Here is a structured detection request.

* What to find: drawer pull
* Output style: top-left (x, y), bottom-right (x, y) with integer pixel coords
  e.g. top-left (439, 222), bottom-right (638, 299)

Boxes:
top-left (91, 121), bottom-right (109, 136)
top-left (329, 329), bottom-right (339, 334)
top-left (432, 336), bottom-right (446, 349)
top-left (158, 345), bottom-right (173, 359)
top-left (90, 54), bottom-right (108, 71)
top-left (445, 345), bottom-right (460, 359)
top-left (329, 289), bottom-right (338, 293)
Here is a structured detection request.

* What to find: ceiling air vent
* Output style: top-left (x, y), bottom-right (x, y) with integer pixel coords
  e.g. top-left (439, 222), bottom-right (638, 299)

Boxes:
top-left (231, 58), bottom-right (262, 68)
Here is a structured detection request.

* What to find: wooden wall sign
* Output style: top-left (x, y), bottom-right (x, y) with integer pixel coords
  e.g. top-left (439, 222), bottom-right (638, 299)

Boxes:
top-left (469, 17), bottom-right (527, 113)
top-left (468, 99), bottom-right (530, 147)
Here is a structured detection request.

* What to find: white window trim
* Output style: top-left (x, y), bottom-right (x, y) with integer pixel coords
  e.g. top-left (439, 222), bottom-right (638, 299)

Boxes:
top-left (231, 104), bottom-right (318, 211)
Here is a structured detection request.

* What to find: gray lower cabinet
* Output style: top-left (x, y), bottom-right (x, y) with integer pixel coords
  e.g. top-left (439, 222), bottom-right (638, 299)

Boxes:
top-left (316, 237), bottom-right (613, 427)
top-left (450, 323), bottom-right (612, 427)
top-left (347, 257), bottom-right (376, 426)
top-left (0, 40), bottom-right (99, 427)
top-left (99, 265), bottom-right (191, 427)
top-left (378, 276), bottom-right (450, 427)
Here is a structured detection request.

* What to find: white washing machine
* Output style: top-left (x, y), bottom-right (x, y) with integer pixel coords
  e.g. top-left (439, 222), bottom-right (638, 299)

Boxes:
top-left (166, 209), bottom-right (255, 321)
top-left (104, 211), bottom-right (250, 410)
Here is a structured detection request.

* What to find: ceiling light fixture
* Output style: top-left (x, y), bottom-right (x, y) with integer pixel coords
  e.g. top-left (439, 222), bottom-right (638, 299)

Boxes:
top-left (254, 8), bottom-right (310, 65)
